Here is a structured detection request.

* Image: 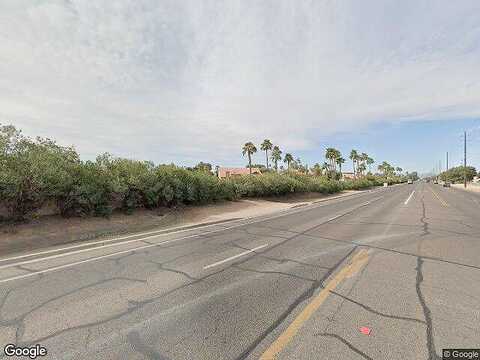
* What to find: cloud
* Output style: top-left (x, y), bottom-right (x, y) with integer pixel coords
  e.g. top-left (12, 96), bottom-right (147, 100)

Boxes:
top-left (1, 0), bottom-right (480, 165)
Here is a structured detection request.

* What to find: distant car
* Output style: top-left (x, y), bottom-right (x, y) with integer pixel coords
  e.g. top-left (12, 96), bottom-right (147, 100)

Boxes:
top-left (425, 179), bottom-right (430, 183)
top-left (443, 182), bottom-right (451, 187)
top-left (407, 179), bottom-right (413, 184)
top-left (433, 180), bottom-right (438, 184)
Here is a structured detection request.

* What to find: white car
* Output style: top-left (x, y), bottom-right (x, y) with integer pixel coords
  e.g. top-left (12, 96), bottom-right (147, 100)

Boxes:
top-left (407, 179), bottom-right (413, 184)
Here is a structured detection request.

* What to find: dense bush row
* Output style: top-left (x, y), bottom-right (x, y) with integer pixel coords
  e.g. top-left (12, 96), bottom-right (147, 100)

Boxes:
top-left (439, 166), bottom-right (477, 183)
top-left (0, 125), bottom-right (401, 222)
top-left (231, 172), bottom-right (344, 197)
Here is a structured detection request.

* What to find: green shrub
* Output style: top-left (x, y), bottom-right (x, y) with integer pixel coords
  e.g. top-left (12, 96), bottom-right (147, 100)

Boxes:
top-left (56, 161), bottom-right (115, 217)
top-left (1, 125), bottom-right (387, 222)
top-left (439, 166), bottom-right (476, 184)
top-left (342, 178), bottom-right (378, 190)
top-left (0, 126), bottom-right (81, 220)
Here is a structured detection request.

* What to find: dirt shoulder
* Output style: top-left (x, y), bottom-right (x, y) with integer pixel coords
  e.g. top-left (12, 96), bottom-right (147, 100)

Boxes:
top-left (0, 190), bottom-right (360, 256)
top-left (451, 183), bottom-right (480, 193)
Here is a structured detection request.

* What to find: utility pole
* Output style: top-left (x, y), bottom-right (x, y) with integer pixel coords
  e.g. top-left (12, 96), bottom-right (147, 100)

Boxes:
top-left (464, 131), bottom-right (467, 188)
top-left (444, 152), bottom-right (449, 183)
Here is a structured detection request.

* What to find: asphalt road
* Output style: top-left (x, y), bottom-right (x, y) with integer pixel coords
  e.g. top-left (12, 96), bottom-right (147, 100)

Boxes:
top-left (0, 183), bottom-right (479, 359)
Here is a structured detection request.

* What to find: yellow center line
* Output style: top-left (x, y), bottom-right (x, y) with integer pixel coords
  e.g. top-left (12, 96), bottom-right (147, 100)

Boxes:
top-left (429, 187), bottom-right (449, 207)
top-left (259, 249), bottom-right (369, 360)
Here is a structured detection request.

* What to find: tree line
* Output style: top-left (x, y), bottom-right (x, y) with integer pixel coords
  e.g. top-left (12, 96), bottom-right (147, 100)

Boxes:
top-left (439, 166), bottom-right (477, 183)
top-left (0, 125), bottom-right (411, 222)
top-left (0, 125), bottom-right (400, 222)
top-left (242, 140), bottom-right (407, 180)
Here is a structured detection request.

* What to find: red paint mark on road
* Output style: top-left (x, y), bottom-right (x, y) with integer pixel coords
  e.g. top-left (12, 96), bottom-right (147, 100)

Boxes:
top-left (360, 327), bottom-right (371, 335)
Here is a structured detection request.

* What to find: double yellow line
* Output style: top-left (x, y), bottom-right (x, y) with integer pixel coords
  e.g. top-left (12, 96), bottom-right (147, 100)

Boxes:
top-left (259, 249), bottom-right (369, 360)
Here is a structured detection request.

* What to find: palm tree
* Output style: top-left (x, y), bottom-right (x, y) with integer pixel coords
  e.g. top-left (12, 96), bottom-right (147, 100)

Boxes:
top-left (284, 153), bottom-right (294, 170)
top-left (322, 162), bottom-right (330, 174)
top-left (312, 163), bottom-right (322, 176)
top-left (325, 148), bottom-right (338, 172)
top-left (359, 153), bottom-right (369, 176)
top-left (336, 156), bottom-right (345, 174)
top-left (260, 139), bottom-right (273, 169)
top-left (358, 163), bottom-right (366, 175)
top-left (366, 157), bottom-right (375, 173)
top-left (270, 146), bottom-right (282, 172)
top-left (350, 150), bottom-right (358, 178)
top-left (242, 142), bottom-right (257, 174)
top-left (378, 161), bottom-right (391, 176)
top-left (395, 167), bottom-right (403, 174)
top-left (377, 163), bottom-right (384, 175)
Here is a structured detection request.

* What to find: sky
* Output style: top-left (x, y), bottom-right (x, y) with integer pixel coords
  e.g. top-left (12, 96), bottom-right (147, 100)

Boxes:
top-left (0, 0), bottom-right (479, 174)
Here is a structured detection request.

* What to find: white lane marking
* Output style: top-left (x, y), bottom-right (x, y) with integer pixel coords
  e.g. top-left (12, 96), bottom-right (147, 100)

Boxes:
top-left (0, 190), bottom-right (382, 267)
top-left (0, 220), bottom-right (243, 264)
top-left (0, 236), bottom-right (191, 284)
top-left (0, 232), bottom-right (197, 271)
top-left (0, 193), bottom-right (387, 282)
top-left (325, 200), bottom-right (377, 222)
top-left (404, 191), bottom-right (415, 205)
top-left (203, 244), bottom-right (268, 270)
top-left (327, 214), bottom-right (343, 222)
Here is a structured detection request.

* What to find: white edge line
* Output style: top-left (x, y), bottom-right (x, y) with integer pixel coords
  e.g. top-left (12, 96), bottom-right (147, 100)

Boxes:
top-left (203, 244), bottom-right (268, 270)
top-left (0, 219), bottom-right (246, 263)
top-left (404, 191), bottom-right (415, 205)
top-left (0, 235), bottom-right (189, 284)
top-left (0, 191), bottom-right (386, 281)
top-left (3, 188), bottom-right (375, 263)
top-left (327, 214), bottom-right (343, 222)
top-left (0, 190), bottom-right (379, 267)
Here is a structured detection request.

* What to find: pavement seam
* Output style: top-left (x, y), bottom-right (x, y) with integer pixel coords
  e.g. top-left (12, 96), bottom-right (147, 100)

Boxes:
top-left (416, 257), bottom-right (441, 360)
top-left (315, 333), bottom-right (374, 360)
top-left (233, 247), bottom-right (358, 360)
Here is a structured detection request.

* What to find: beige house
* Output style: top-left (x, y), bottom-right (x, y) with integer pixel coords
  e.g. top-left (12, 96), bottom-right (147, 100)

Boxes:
top-left (342, 172), bottom-right (355, 180)
top-left (218, 167), bottom-right (262, 178)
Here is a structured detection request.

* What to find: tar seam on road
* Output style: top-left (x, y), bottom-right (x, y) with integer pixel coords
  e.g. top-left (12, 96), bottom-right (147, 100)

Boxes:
top-left (259, 249), bottom-right (369, 360)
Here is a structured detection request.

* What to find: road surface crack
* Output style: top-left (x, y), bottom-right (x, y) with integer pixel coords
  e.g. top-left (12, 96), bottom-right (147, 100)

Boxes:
top-left (416, 257), bottom-right (441, 360)
top-left (148, 260), bottom-right (198, 281)
top-left (127, 330), bottom-right (172, 360)
top-left (234, 247), bottom-right (357, 360)
top-left (315, 333), bottom-right (373, 360)
top-left (232, 264), bottom-right (316, 282)
top-left (330, 290), bottom-right (425, 324)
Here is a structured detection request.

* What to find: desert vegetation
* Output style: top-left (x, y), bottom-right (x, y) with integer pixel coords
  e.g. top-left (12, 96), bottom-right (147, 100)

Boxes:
top-left (438, 166), bottom-right (477, 183)
top-left (1, 125), bottom-right (407, 222)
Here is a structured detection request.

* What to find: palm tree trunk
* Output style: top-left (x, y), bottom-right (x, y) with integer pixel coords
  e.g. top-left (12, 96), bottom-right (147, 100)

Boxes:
top-left (248, 153), bottom-right (252, 174)
top-left (352, 160), bottom-right (355, 178)
top-left (265, 150), bottom-right (269, 169)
